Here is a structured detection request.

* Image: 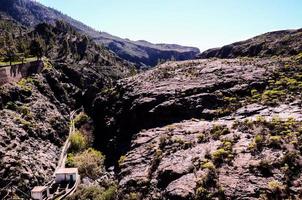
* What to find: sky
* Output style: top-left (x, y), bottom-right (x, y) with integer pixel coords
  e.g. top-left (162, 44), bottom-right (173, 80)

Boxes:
top-left (38, 0), bottom-right (302, 51)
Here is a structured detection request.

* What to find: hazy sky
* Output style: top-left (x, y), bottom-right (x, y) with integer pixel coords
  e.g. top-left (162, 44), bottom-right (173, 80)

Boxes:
top-left (38, 0), bottom-right (302, 51)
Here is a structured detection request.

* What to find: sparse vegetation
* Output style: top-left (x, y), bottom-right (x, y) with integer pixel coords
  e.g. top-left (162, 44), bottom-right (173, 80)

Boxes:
top-left (67, 184), bottom-right (117, 200)
top-left (267, 180), bottom-right (286, 198)
top-left (69, 131), bottom-right (88, 153)
top-left (211, 148), bottom-right (228, 165)
top-left (201, 160), bottom-right (216, 171)
top-left (74, 112), bottom-right (90, 128)
top-left (195, 166), bottom-right (220, 200)
top-left (118, 155), bottom-right (126, 167)
top-left (127, 192), bottom-right (140, 200)
top-left (210, 124), bottom-right (230, 140)
top-left (5, 101), bottom-right (18, 111)
top-left (197, 133), bottom-right (206, 143)
top-left (248, 134), bottom-right (265, 151)
top-left (68, 148), bottom-right (105, 180)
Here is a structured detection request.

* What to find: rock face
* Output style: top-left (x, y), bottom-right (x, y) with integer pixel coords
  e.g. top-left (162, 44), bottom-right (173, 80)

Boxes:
top-left (0, 80), bottom-right (69, 194)
top-left (197, 29), bottom-right (302, 59)
top-left (0, 0), bottom-right (200, 68)
top-left (93, 58), bottom-right (278, 156)
top-left (92, 57), bottom-right (302, 199)
top-left (1, 2), bottom-right (302, 199)
top-left (0, 17), bottom-right (131, 198)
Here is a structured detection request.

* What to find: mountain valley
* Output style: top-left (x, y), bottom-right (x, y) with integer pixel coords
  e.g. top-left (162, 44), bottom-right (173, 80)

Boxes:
top-left (0, 1), bottom-right (302, 200)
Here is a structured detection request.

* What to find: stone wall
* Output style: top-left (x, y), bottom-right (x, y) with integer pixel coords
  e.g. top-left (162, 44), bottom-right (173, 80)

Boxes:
top-left (0, 61), bottom-right (43, 86)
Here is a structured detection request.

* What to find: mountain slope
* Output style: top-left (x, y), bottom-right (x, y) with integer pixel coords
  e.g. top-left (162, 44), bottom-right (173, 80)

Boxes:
top-left (91, 55), bottom-right (302, 199)
top-left (198, 28), bottom-right (302, 59)
top-left (0, 0), bottom-right (200, 67)
top-left (0, 17), bottom-right (132, 198)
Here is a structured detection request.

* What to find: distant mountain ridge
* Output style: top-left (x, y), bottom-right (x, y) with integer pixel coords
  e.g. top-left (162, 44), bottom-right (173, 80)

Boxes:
top-left (198, 28), bottom-right (302, 59)
top-left (0, 0), bottom-right (200, 67)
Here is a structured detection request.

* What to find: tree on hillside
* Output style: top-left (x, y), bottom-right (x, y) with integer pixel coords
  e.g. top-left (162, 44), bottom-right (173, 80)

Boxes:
top-left (30, 39), bottom-right (43, 60)
top-left (77, 36), bottom-right (89, 60)
top-left (5, 48), bottom-right (16, 66)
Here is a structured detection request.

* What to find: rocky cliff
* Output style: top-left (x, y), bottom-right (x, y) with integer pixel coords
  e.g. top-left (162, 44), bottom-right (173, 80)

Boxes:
top-left (91, 55), bottom-right (302, 199)
top-left (198, 29), bottom-right (302, 59)
top-left (1, 2), bottom-right (302, 199)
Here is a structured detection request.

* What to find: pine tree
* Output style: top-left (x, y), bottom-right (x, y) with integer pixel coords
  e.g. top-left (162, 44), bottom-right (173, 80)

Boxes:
top-left (30, 39), bottom-right (43, 60)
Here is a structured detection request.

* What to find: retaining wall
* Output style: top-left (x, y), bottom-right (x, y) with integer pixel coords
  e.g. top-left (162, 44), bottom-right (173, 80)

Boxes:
top-left (0, 61), bottom-right (44, 86)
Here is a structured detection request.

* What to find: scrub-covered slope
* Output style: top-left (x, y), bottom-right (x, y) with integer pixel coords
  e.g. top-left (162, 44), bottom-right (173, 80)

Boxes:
top-left (91, 56), bottom-right (302, 199)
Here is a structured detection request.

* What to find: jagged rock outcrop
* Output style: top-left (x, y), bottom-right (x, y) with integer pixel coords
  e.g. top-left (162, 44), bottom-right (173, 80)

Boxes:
top-left (197, 29), bottom-right (302, 59)
top-left (92, 58), bottom-right (278, 157)
top-left (0, 79), bottom-right (69, 194)
top-left (92, 56), bottom-right (302, 199)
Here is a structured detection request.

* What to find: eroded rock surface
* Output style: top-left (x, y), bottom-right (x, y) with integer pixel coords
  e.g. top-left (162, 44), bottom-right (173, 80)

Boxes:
top-left (93, 58), bottom-right (280, 159)
top-left (92, 57), bottom-right (302, 199)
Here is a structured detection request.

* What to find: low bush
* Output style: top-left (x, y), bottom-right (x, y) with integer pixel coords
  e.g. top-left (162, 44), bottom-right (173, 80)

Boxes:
top-left (201, 160), bottom-right (216, 171)
top-left (74, 112), bottom-right (90, 128)
top-left (5, 101), bottom-right (18, 111)
top-left (66, 153), bottom-right (75, 167)
top-left (18, 106), bottom-right (31, 116)
top-left (249, 134), bottom-right (265, 151)
top-left (197, 133), bottom-right (206, 143)
top-left (269, 135), bottom-right (282, 148)
top-left (72, 148), bottom-right (105, 179)
top-left (69, 131), bottom-right (87, 153)
top-left (268, 180), bottom-right (285, 194)
top-left (210, 124), bottom-right (230, 140)
top-left (118, 155), bottom-right (126, 167)
top-left (211, 148), bottom-right (228, 164)
top-left (67, 184), bottom-right (117, 200)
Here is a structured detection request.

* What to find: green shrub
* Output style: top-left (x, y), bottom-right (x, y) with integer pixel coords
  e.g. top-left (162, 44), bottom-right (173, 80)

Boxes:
top-left (73, 148), bottom-right (105, 179)
top-left (251, 89), bottom-right (261, 100)
top-left (118, 155), bottom-right (126, 167)
top-left (297, 52), bottom-right (302, 61)
top-left (18, 106), bottom-right (31, 116)
top-left (268, 180), bottom-right (285, 193)
top-left (5, 101), bottom-right (18, 111)
top-left (269, 136), bottom-right (282, 148)
top-left (197, 133), bottom-right (206, 143)
top-left (74, 112), bottom-right (89, 128)
top-left (211, 148), bottom-right (228, 164)
top-left (128, 192), bottom-right (140, 200)
top-left (210, 124), bottom-right (230, 140)
top-left (261, 89), bottom-right (286, 105)
top-left (66, 153), bottom-right (75, 167)
top-left (100, 185), bottom-right (118, 200)
top-left (195, 186), bottom-right (209, 199)
top-left (15, 117), bottom-right (34, 130)
top-left (67, 184), bottom-right (117, 200)
top-left (254, 134), bottom-right (264, 143)
top-left (159, 135), bottom-right (170, 149)
top-left (17, 78), bottom-right (33, 91)
top-left (69, 131), bottom-right (87, 153)
top-left (249, 134), bottom-right (264, 150)
top-left (201, 161), bottom-right (215, 171)
top-left (172, 137), bottom-right (185, 145)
